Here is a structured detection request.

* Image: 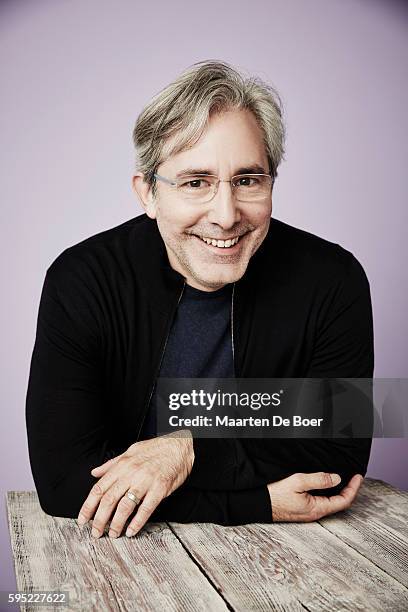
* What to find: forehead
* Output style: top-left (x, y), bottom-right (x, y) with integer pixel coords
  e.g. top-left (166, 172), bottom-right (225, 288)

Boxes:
top-left (161, 108), bottom-right (269, 173)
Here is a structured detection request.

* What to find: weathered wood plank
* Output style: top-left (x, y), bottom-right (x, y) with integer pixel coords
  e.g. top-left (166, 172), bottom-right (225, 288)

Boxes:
top-left (317, 478), bottom-right (408, 588)
top-left (169, 479), bottom-right (408, 611)
top-left (7, 480), bottom-right (408, 612)
top-left (6, 491), bottom-right (228, 612)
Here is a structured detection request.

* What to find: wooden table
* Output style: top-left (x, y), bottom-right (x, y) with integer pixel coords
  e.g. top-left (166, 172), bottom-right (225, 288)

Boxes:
top-left (6, 478), bottom-right (408, 611)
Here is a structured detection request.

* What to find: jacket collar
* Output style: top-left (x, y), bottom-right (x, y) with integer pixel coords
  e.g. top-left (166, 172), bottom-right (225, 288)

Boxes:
top-left (132, 216), bottom-right (184, 314)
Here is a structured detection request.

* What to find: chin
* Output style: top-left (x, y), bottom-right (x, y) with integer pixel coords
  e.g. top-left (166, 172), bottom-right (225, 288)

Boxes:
top-left (193, 265), bottom-right (247, 288)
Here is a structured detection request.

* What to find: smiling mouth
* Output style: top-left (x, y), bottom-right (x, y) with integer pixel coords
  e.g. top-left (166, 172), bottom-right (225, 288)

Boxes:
top-left (191, 233), bottom-right (244, 249)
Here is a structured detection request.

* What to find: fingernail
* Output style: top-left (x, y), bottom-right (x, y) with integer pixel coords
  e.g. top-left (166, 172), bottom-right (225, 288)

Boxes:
top-left (77, 514), bottom-right (87, 526)
top-left (330, 473), bottom-right (341, 484)
top-left (126, 528), bottom-right (135, 537)
top-left (91, 527), bottom-right (100, 537)
top-left (109, 529), bottom-right (118, 538)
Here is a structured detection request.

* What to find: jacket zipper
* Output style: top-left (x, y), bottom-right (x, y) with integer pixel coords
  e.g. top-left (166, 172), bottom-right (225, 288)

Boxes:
top-left (231, 282), bottom-right (236, 377)
top-left (136, 279), bottom-right (186, 441)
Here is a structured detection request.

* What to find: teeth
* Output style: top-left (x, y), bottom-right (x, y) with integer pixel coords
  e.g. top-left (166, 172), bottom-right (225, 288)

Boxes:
top-left (198, 235), bottom-right (240, 248)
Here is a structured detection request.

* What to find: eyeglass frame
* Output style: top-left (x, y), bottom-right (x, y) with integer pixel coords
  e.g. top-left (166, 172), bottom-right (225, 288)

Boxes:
top-left (152, 172), bottom-right (274, 203)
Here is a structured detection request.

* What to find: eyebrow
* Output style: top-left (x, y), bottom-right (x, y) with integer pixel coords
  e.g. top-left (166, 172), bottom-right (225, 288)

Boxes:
top-left (175, 164), bottom-right (268, 178)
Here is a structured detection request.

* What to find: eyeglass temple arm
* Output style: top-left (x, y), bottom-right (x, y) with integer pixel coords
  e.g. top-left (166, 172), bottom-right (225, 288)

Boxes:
top-left (153, 173), bottom-right (176, 186)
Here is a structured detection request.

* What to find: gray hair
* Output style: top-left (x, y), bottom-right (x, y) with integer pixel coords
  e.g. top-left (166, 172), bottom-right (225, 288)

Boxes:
top-left (132, 59), bottom-right (286, 197)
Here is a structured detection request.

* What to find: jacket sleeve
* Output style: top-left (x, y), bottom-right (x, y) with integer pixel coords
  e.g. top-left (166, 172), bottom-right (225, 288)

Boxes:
top-left (25, 259), bottom-right (122, 519)
top-left (151, 483), bottom-right (272, 526)
top-left (187, 251), bottom-right (374, 498)
top-left (299, 251), bottom-right (374, 496)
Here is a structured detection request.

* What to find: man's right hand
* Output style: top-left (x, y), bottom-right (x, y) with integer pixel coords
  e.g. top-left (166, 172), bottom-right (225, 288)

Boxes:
top-left (267, 472), bottom-right (363, 522)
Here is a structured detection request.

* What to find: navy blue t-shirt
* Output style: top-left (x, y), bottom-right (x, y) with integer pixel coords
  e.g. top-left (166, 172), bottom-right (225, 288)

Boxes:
top-left (140, 282), bottom-right (234, 439)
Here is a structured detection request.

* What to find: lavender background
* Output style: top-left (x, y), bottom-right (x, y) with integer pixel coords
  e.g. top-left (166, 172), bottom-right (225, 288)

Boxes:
top-left (1, 0), bottom-right (407, 602)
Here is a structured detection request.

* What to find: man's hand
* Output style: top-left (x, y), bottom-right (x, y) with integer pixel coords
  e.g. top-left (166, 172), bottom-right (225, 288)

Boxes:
top-left (77, 431), bottom-right (194, 538)
top-left (267, 472), bottom-right (364, 522)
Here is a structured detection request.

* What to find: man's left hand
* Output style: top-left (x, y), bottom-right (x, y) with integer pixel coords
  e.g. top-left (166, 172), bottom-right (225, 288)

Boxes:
top-left (77, 431), bottom-right (194, 538)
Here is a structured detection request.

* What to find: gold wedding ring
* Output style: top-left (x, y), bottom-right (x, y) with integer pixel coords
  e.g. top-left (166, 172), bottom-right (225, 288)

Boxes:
top-left (126, 490), bottom-right (140, 505)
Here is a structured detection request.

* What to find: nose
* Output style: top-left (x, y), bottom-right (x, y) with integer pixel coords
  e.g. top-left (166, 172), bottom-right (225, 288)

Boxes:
top-left (206, 181), bottom-right (241, 229)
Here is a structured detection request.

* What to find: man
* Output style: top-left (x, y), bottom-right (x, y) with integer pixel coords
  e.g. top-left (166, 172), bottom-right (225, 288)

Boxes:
top-left (26, 60), bottom-right (373, 539)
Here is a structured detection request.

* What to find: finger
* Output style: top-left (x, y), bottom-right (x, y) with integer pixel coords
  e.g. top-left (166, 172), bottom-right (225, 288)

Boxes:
top-left (91, 456), bottom-right (121, 475)
top-left (338, 474), bottom-right (364, 502)
top-left (90, 480), bottom-right (130, 538)
top-left (312, 474), bottom-right (363, 518)
top-left (77, 468), bottom-right (122, 526)
top-left (125, 488), bottom-right (163, 537)
top-left (294, 471), bottom-right (342, 493)
top-left (108, 487), bottom-right (145, 538)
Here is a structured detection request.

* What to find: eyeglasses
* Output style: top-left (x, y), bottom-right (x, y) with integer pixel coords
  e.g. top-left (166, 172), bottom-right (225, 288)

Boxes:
top-left (153, 172), bottom-right (274, 204)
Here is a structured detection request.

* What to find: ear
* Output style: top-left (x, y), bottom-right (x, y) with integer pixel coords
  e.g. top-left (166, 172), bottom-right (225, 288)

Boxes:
top-left (132, 173), bottom-right (157, 219)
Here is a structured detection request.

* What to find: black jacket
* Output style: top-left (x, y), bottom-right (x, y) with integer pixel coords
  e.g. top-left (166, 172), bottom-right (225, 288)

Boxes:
top-left (26, 214), bottom-right (374, 525)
